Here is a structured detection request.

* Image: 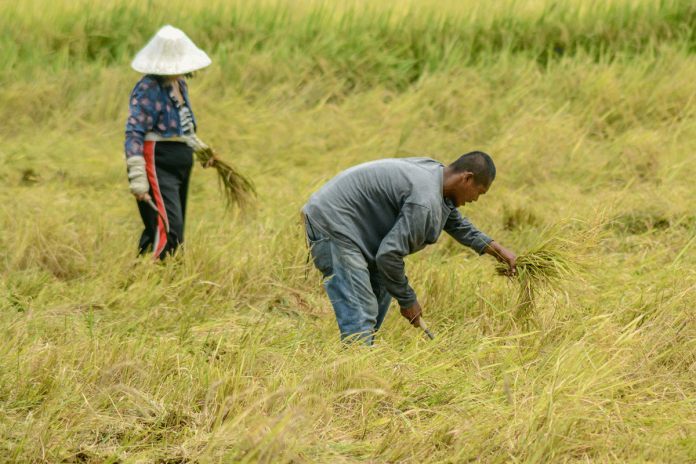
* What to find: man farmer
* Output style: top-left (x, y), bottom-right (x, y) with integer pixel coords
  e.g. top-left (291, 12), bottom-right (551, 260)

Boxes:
top-left (302, 152), bottom-right (517, 344)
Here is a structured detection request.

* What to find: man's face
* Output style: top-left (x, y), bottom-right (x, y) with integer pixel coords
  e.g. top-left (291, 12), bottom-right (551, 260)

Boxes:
top-left (452, 172), bottom-right (491, 207)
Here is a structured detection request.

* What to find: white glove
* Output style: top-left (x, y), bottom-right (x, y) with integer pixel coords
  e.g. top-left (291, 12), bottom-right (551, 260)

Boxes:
top-left (184, 133), bottom-right (209, 153)
top-left (126, 156), bottom-right (150, 195)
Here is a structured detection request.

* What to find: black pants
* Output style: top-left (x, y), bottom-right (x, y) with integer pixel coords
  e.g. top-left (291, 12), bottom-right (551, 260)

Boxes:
top-left (138, 141), bottom-right (193, 260)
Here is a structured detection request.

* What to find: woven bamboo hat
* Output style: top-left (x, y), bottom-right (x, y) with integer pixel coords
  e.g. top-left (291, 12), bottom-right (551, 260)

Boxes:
top-left (131, 26), bottom-right (211, 75)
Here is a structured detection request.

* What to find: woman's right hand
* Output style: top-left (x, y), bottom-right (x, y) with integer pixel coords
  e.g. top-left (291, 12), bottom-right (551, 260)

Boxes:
top-left (127, 156), bottom-right (151, 199)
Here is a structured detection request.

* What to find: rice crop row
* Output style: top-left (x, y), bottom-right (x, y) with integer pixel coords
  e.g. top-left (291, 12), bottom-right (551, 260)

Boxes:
top-left (4, 0), bottom-right (696, 87)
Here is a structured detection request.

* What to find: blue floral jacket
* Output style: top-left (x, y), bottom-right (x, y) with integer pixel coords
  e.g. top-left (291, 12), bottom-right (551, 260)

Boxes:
top-left (124, 75), bottom-right (197, 159)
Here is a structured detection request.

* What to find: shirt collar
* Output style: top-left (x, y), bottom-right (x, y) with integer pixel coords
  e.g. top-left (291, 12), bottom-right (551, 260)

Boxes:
top-left (440, 165), bottom-right (456, 212)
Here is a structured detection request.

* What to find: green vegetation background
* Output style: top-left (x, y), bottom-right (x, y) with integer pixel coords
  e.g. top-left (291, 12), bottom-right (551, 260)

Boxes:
top-left (1, 0), bottom-right (695, 462)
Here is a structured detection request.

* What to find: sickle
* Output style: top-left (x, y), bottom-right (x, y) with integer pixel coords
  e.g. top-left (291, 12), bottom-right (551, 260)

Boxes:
top-left (147, 198), bottom-right (169, 234)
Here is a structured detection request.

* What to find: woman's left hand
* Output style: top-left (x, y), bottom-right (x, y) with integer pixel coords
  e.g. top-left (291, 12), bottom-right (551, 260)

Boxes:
top-left (202, 149), bottom-right (217, 168)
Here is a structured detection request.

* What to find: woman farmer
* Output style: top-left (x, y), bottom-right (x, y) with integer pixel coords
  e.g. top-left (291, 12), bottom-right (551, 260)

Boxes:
top-left (125, 25), bottom-right (214, 260)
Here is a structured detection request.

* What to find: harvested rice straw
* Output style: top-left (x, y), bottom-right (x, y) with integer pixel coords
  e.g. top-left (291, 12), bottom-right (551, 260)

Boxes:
top-left (195, 147), bottom-right (256, 212)
top-left (494, 215), bottom-right (606, 320)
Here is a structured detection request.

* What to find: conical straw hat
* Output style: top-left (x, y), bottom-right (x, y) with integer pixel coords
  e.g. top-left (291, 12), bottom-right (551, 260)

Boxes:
top-left (131, 26), bottom-right (211, 75)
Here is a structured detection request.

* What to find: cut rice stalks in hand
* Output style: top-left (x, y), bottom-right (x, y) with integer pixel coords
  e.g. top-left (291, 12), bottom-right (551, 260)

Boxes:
top-left (494, 214), bottom-right (608, 321)
top-left (195, 147), bottom-right (256, 213)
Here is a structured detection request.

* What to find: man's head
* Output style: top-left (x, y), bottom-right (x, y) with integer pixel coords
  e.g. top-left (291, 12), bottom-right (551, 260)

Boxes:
top-left (443, 151), bottom-right (496, 207)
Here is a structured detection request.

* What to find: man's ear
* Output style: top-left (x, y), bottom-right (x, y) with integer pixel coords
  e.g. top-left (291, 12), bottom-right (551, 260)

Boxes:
top-left (462, 172), bottom-right (475, 184)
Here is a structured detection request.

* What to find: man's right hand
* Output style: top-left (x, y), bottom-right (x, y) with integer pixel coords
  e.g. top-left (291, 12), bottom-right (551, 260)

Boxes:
top-left (400, 301), bottom-right (423, 328)
top-left (134, 192), bottom-right (152, 202)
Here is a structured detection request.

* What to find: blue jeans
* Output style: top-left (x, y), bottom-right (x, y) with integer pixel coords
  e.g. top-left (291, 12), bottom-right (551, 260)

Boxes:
top-left (306, 219), bottom-right (393, 345)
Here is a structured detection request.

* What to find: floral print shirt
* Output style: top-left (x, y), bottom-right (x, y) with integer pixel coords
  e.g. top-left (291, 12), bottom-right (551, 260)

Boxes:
top-left (124, 75), bottom-right (197, 159)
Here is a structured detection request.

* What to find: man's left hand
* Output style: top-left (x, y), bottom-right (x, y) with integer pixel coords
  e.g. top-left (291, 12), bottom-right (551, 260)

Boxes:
top-left (484, 241), bottom-right (517, 276)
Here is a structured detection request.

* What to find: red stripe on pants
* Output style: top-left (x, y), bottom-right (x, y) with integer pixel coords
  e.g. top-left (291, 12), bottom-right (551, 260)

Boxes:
top-left (143, 141), bottom-right (169, 260)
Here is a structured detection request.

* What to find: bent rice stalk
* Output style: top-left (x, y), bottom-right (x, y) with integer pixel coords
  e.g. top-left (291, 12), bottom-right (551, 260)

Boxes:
top-left (495, 215), bottom-right (606, 320)
top-left (195, 147), bottom-right (257, 212)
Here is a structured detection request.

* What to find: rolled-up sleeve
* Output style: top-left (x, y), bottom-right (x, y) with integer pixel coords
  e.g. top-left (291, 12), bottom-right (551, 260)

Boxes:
top-left (444, 208), bottom-right (493, 255)
top-left (125, 79), bottom-right (159, 159)
top-left (375, 203), bottom-right (433, 308)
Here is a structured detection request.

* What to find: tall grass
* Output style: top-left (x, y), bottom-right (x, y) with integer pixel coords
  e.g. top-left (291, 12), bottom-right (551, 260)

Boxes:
top-left (3, 0), bottom-right (696, 101)
top-left (5, 0), bottom-right (696, 67)
top-left (1, 0), bottom-right (696, 462)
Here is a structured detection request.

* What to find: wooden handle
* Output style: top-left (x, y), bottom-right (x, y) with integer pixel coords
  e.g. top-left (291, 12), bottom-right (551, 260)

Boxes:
top-left (417, 316), bottom-right (428, 331)
top-left (417, 316), bottom-right (435, 340)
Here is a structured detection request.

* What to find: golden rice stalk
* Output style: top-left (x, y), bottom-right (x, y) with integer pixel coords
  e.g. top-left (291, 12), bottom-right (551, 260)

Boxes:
top-left (495, 214), bottom-right (607, 320)
top-left (195, 147), bottom-right (256, 213)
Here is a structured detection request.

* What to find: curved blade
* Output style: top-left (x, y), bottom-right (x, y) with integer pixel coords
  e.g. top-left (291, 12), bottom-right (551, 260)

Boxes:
top-left (146, 198), bottom-right (169, 234)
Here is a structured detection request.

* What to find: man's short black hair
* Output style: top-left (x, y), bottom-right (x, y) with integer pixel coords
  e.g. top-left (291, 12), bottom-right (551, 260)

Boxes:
top-left (449, 151), bottom-right (496, 186)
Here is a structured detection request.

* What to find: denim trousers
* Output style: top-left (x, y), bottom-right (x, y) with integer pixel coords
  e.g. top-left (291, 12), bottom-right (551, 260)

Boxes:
top-left (306, 219), bottom-right (393, 345)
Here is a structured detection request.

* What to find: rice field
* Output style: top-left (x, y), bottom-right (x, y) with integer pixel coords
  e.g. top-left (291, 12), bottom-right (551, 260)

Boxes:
top-left (1, 0), bottom-right (695, 462)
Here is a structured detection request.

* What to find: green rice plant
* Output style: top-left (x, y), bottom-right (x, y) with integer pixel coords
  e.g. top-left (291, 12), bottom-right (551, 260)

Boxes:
top-left (502, 204), bottom-right (539, 230)
top-left (495, 215), bottom-right (607, 320)
top-left (195, 147), bottom-right (256, 213)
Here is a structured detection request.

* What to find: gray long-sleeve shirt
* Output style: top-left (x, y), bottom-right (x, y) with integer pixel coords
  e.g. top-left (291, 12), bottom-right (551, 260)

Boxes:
top-left (302, 157), bottom-right (493, 308)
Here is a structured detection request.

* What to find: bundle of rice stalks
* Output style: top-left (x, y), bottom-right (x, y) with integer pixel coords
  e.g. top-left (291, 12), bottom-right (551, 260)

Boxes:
top-left (195, 147), bottom-right (256, 212)
top-left (495, 215), bottom-right (607, 320)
